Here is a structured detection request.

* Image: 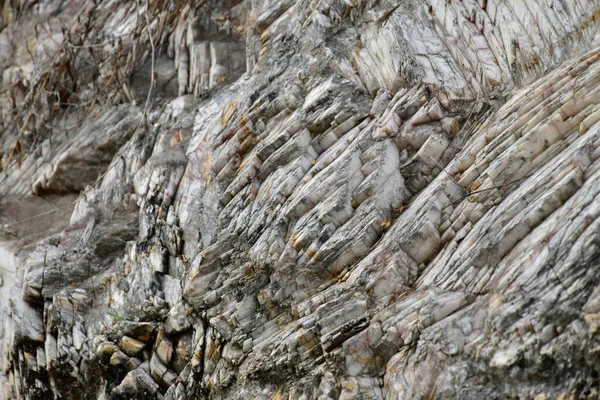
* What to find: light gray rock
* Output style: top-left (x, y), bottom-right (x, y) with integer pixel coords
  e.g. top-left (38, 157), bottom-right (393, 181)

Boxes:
top-left (2, 0), bottom-right (600, 399)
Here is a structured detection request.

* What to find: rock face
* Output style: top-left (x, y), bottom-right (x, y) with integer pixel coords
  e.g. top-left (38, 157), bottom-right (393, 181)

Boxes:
top-left (2, 0), bottom-right (600, 399)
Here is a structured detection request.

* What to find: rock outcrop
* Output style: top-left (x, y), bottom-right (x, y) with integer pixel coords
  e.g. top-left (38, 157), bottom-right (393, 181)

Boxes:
top-left (2, 0), bottom-right (600, 399)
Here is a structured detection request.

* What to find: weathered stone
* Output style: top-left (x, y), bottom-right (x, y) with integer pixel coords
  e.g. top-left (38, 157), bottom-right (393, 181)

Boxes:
top-left (2, 0), bottom-right (600, 399)
top-left (165, 302), bottom-right (191, 335)
top-left (110, 350), bottom-right (131, 367)
top-left (150, 354), bottom-right (177, 389)
top-left (110, 322), bottom-right (157, 343)
top-left (126, 357), bottom-right (143, 372)
top-left (156, 337), bottom-right (174, 365)
top-left (171, 333), bottom-right (193, 374)
top-left (150, 245), bottom-right (169, 274)
top-left (112, 367), bottom-right (160, 399)
top-left (97, 341), bottom-right (118, 357)
top-left (119, 336), bottom-right (146, 357)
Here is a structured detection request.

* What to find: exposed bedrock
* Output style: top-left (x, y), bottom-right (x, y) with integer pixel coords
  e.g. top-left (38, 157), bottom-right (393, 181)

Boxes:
top-left (2, 0), bottom-right (600, 399)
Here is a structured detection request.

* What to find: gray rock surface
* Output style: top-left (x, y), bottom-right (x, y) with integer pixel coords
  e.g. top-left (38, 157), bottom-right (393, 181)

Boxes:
top-left (2, 0), bottom-right (600, 399)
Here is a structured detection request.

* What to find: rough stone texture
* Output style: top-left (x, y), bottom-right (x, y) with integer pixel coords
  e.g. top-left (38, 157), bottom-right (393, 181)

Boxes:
top-left (2, 0), bottom-right (600, 399)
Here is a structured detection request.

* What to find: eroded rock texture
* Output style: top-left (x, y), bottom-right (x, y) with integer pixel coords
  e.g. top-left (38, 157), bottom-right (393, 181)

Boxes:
top-left (2, 0), bottom-right (600, 399)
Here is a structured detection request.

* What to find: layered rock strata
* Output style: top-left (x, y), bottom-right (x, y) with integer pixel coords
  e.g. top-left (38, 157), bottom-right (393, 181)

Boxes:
top-left (2, 0), bottom-right (600, 399)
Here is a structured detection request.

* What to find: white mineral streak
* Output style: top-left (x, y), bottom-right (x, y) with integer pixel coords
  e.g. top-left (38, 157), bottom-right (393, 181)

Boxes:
top-left (1, 0), bottom-right (600, 399)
